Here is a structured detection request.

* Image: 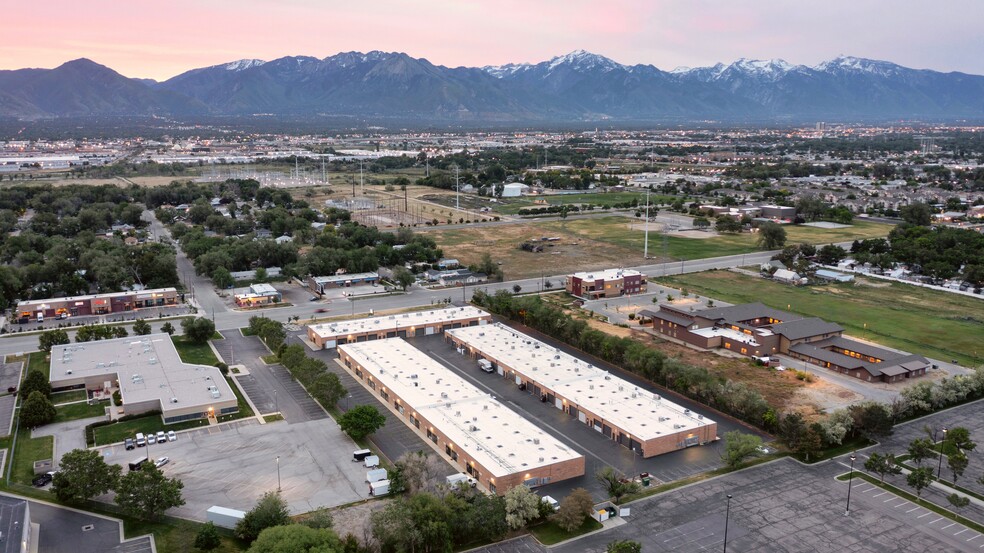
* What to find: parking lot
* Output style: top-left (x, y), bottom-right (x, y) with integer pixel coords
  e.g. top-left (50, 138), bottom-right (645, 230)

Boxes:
top-left (97, 417), bottom-right (371, 520)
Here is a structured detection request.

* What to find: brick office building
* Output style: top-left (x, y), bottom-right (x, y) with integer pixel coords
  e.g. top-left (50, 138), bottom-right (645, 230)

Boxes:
top-left (565, 269), bottom-right (647, 300)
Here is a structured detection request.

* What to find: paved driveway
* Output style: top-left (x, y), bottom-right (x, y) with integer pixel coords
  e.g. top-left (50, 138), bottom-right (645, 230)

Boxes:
top-left (33, 415), bottom-right (106, 466)
top-left (97, 417), bottom-right (369, 519)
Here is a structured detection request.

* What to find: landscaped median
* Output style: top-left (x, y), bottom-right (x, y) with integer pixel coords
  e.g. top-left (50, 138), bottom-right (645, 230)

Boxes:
top-left (835, 471), bottom-right (984, 534)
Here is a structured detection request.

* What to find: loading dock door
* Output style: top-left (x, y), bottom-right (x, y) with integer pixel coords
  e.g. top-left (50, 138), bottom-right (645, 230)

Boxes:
top-left (569, 406), bottom-right (578, 418)
top-left (603, 424), bottom-right (612, 438)
top-left (425, 327), bottom-right (435, 335)
top-left (555, 398), bottom-right (563, 410)
top-left (397, 330), bottom-right (408, 339)
top-left (497, 365), bottom-right (504, 376)
top-left (629, 438), bottom-right (641, 453)
top-left (578, 411), bottom-right (587, 423)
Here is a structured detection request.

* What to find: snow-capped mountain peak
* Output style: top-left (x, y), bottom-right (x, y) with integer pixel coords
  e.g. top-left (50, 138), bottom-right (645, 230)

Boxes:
top-left (547, 50), bottom-right (622, 72)
top-left (814, 55), bottom-right (903, 77)
top-left (224, 59), bottom-right (266, 71)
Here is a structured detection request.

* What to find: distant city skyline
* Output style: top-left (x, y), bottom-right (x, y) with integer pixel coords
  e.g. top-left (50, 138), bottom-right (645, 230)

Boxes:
top-left (3, 0), bottom-right (982, 80)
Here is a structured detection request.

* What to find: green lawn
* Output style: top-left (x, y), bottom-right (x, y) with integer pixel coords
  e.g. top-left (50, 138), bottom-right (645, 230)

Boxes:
top-left (540, 217), bottom-right (893, 261)
top-left (529, 517), bottom-right (604, 545)
top-left (26, 352), bottom-right (50, 379)
top-left (51, 389), bottom-right (89, 404)
top-left (53, 401), bottom-right (108, 424)
top-left (170, 336), bottom-right (220, 366)
top-left (659, 271), bottom-right (984, 365)
top-left (122, 516), bottom-right (245, 553)
top-left (91, 414), bottom-right (210, 447)
top-left (12, 433), bottom-right (53, 485)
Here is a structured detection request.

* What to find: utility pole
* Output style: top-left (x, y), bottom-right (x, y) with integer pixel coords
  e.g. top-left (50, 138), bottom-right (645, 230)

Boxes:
top-left (359, 159), bottom-right (364, 196)
top-left (455, 165), bottom-right (460, 211)
top-left (643, 188), bottom-right (651, 259)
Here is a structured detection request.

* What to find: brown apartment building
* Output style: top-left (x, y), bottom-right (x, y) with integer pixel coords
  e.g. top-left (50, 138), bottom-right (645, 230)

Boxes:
top-left (565, 268), bottom-right (647, 300)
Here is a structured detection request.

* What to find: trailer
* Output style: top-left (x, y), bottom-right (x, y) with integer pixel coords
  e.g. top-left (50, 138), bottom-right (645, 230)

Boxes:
top-left (366, 468), bottom-right (387, 483)
top-left (352, 449), bottom-right (372, 462)
top-left (369, 479), bottom-right (390, 496)
top-left (446, 472), bottom-right (477, 487)
top-left (363, 455), bottom-right (380, 468)
top-left (206, 506), bottom-right (246, 529)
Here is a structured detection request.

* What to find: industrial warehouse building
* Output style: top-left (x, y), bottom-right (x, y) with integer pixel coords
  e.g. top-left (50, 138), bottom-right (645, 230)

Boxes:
top-left (15, 287), bottom-right (179, 322)
top-left (307, 272), bottom-right (380, 294)
top-left (49, 334), bottom-right (238, 424)
top-left (565, 268), bottom-right (647, 300)
top-left (640, 302), bottom-right (928, 383)
top-left (446, 323), bottom-right (717, 458)
top-left (337, 338), bottom-right (585, 494)
top-left (306, 306), bottom-right (492, 349)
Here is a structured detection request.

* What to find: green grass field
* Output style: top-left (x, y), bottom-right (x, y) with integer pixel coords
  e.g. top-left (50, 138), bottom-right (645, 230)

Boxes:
top-left (660, 271), bottom-right (984, 365)
top-left (26, 352), bottom-right (49, 379)
top-left (529, 517), bottom-right (604, 545)
top-left (496, 191), bottom-right (674, 215)
top-left (171, 336), bottom-right (220, 366)
top-left (12, 433), bottom-right (53, 485)
top-left (540, 217), bottom-right (893, 260)
top-left (51, 389), bottom-right (88, 405)
top-left (217, 376), bottom-right (254, 423)
top-left (53, 401), bottom-right (108, 424)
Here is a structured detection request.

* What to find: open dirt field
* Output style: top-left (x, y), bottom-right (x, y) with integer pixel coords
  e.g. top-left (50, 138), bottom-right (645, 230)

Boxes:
top-left (418, 223), bottom-right (640, 280)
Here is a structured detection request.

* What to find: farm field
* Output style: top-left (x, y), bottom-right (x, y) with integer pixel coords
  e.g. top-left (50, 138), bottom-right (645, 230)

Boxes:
top-left (659, 271), bottom-right (984, 366)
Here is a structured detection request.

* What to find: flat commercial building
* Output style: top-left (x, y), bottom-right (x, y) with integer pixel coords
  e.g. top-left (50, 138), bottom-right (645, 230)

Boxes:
top-left (446, 323), bottom-right (717, 458)
top-left (50, 334), bottom-right (238, 424)
top-left (234, 283), bottom-right (282, 307)
top-left (338, 338), bottom-right (584, 494)
top-left (15, 287), bottom-right (179, 322)
top-left (565, 268), bottom-right (647, 300)
top-left (307, 272), bottom-right (380, 293)
top-left (306, 306), bottom-right (492, 349)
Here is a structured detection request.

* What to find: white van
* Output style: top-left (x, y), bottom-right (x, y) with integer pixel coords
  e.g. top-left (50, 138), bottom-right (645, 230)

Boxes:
top-left (135, 433), bottom-right (147, 447)
top-left (477, 359), bottom-right (494, 373)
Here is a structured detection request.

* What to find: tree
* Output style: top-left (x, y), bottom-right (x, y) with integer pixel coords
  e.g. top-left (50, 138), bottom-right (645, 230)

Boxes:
top-left (212, 267), bottom-right (234, 289)
top-left (309, 373), bottom-right (346, 410)
top-left (692, 216), bottom-right (711, 230)
top-left (247, 524), bottom-right (342, 553)
top-left (39, 329), bottom-right (70, 353)
top-left (908, 438), bottom-right (935, 466)
top-left (161, 322), bottom-right (175, 335)
top-left (948, 494), bottom-right (971, 509)
top-left (607, 540), bottom-right (643, 553)
top-left (551, 488), bottom-right (594, 532)
top-left (758, 222), bottom-right (787, 250)
top-left (504, 483), bottom-right (541, 530)
top-left (900, 202), bottom-right (933, 226)
top-left (543, 280), bottom-right (554, 289)
top-left (795, 427), bottom-right (823, 462)
top-left (392, 267), bottom-right (415, 291)
top-left (237, 491), bottom-right (291, 543)
top-left (906, 467), bottom-right (933, 499)
top-left (720, 431), bottom-right (764, 468)
top-left (181, 317), bottom-right (216, 344)
top-left (512, 284), bottom-right (522, 294)
top-left (948, 452), bottom-right (969, 484)
top-left (715, 216), bottom-right (742, 233)
top-left (20, 391), bottom-right (56, 428)
top-left (338, 405), bottom-right (386, 441)
top-left (389, 450), bottom-right (444, 495)
top-left (371, 492), bottom-right (453, 552)
top-left (194, 521), bottom-right (222, 551)
top-left (300, 507), bottom-right (334, 530)
top-left (21, 370), bottom-right (52, 399)
top-left (947, 427), bottom-right (976, 452)
top-left (817, 244), bottom-right (847, 265)
top-left (595, 467), bottom-right (641, 504)
top-left (132, 318), bottom-right (152, 336)
top-left (849, 402), bottom-right (893, 439)
top-left (115, 464), bottom-right (185, 520)
top-left (863, 452), bottom-right (902, 483)
top-left (52, 448), bottom-right (121, 503)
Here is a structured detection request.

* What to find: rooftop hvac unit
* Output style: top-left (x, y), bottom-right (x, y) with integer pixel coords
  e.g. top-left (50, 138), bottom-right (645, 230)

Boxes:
top-left (211, 390), bottom-right (221, 399)
top-left (410, 374), bottom-right (417, 379)
top-left (554, 355), bottom-right (560, 360)
top-left (469, 425), bottom-right (478, 432)
top-left (698, 415), bottom-right (704, 420)
top-left (479, 332), bottom-right (484, 337)
top-left (658, 417), bottom-right (667, 422)
top-left (684, 409), bottom-right (691, 415)
top-left (170, 398), bottom-right (178, 404)
top-left (413, 382), bottom-right (418, 387)
top-left (441, 392), bottom-right (448, 399)
top-left (472, 416), bottom-right (477, 422)
top-left (604, 375), bottom-right (611, 380)
top-left (653, 394), bottom-right (660, 401)
top-left (445, 402), bottom-right (452, 408)
top-left (483, 405), bottom-right (488, 410)
top-left (455, 411), bottom-right (461, 417)
top-left (533, 438), bottom-right (540, 444)
top-left (539, 457), bottom-right (544, 462)
top-left (65, 369), bottom-right (73, 375)
top-left (589, 385), bottom-right (594, 390)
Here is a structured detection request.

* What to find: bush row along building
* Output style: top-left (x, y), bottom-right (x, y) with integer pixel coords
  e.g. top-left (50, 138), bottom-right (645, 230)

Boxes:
top-left (50, 334), bottom-right (237, 424)
top-left (640, 302), bottom-right (929, 383)
top-left (306, 306), bottom-right (491, 349)
top-left (445, 323), bottom-right (717, 458)
top-left (337, 338), bottom-right (585, 495)
top-left (14, 287), bottom-right (179, 322)
top-left (565, 268), bottom-right (647, 300)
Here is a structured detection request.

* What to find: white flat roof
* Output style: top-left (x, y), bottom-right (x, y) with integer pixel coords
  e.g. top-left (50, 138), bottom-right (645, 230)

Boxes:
top-left (249, 283), bottom-right (278, 295)
top-left (569, 268), bottom-right (643, 282)
top-left (339, 338), bottom-right (581, 479)
top-left (50, 333), bottom-right (235, 417)
top-left (308, 306), bottom-right (490, 340)
top-left (311, 272), bottom-right (379, 284)
top-left (692, 326), bottom-right (762, 346)
top-left (17, 287), bottom-right (177, 309)
top-left (447, 324), bottom-right (713, 441)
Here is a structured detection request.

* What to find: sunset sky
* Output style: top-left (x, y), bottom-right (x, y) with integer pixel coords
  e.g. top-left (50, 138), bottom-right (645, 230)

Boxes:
top-left (3, 0), bottom-right (981, 80)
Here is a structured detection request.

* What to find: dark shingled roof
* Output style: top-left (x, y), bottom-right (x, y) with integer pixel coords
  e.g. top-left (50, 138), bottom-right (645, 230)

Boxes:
top-left (694, 302), bottom-right (799, 325)
top-left (789, 343), bottom-right (866, 370)
top-left (813, 336), bottom-right (904, 361)
top-left (789, 343), bottom-right (930, 378)
top-left (642, 308), bottom-right (695, 327)
top-left (768, 318), bottom-right (843, 341)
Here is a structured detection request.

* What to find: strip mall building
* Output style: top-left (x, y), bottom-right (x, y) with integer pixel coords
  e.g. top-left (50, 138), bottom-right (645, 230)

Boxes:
top-left (306, 306), bottom-right (491, 349)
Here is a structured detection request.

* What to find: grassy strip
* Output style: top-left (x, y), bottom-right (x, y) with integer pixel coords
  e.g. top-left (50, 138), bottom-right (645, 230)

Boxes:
top-left (92, 415), bottom-right (210, 447)
top-left (261, 354), bottom-right (278, 364)
top-left (12, 433), bottom-right (53, 485)
top-left (217, 376), bottom-right (254, 423)
top-left (170, 335), bottom-right (220, 366)
top-left (835, 471), bottom-right (984, 534)
top-left (26, 352), bottom-right (49, 379)
top-left (797, 437), bottom-right (873, 464)
top-left (529, 517), bottom-right (604, 545)
top-left (893, 459), bottom-right (984, 503)
top-left (51, 389), bottom-right (88, 404)
top-left (262, 414), bottom-right (284, 423)
top-left (53, 401), bottom-right (108, 424)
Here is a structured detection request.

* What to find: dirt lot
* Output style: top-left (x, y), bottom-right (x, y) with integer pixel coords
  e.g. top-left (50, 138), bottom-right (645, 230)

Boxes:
top-left (418, 222), bottom-right (640, 280)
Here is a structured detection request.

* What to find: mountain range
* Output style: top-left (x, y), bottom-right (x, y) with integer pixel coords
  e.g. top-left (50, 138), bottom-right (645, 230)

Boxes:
top-left (2, 51), bottom-right (983, 122)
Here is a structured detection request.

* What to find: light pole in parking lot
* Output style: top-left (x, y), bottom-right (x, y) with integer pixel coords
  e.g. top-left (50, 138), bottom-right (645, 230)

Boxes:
top-left (276, 456), bottom-right (281, 492)
top-left (845, 452), bottom-right (856, 516)
top-left (723, 493), bottom-right (733, 553)
top-left (937, 427), bottom-right (948, 480)
top-left (274, 389), bottom-right (279, 414)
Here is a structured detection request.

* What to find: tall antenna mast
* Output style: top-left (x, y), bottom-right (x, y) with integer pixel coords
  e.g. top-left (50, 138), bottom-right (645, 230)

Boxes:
top-left (360, 159), bottom-right (364, 195)
top-left (455, 165), bottom-right (460, 211)
top-left (643, 187), bottom-right (650, 259)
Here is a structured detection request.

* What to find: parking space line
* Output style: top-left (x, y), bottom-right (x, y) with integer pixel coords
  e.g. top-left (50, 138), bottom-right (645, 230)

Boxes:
top-left (956, 529), bottom-right (969, 536)
top-left (943, 523), bottom-right (957, 530)
top-left (872, 491), bottom-right (888, 498)
top-left (917, 512), bottom-right (932, 519)
top-left (969, 534), bottom-right (981, 542)
top-left (927, 517), bottom-right (943, 524)
top-left (906, 506), bottom-right (920, 513)
top-left (883, 497), bottom-right (900, 503)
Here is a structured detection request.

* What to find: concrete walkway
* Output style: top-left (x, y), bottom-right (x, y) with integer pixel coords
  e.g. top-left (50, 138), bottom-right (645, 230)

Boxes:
top-left (32, 415), bottom-right (107, 466)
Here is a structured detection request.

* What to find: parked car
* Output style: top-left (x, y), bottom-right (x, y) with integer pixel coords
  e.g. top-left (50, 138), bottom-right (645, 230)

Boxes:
top-left (124, 438), bottom-right (135, 450)
top-left (135, 433), bottom-right (147, 447)
top-left (167, 430), bottom-right (177, 442)
top-left (154, 457), bottom-right (170, 468)
top-left (156, 431), bottom-right (167, 444)
top-left (32, 472), bottom-right (55, 487)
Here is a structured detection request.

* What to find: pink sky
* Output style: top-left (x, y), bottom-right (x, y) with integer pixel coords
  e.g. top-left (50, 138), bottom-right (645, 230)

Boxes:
top-left (3, 0), bottom-right (982, 80)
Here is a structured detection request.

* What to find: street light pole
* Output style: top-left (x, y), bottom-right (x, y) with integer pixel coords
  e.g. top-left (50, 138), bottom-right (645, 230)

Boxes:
top-left (723, 494), bottom-right (733, 553)
top-left (274, 389), bottom-right (279, 414)
top-left (276, 455), bottom-right (281, 492)
top-left (937, 427), bottom-right (948, 480)
top-left (845, 452), bottom-right (857, 516)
